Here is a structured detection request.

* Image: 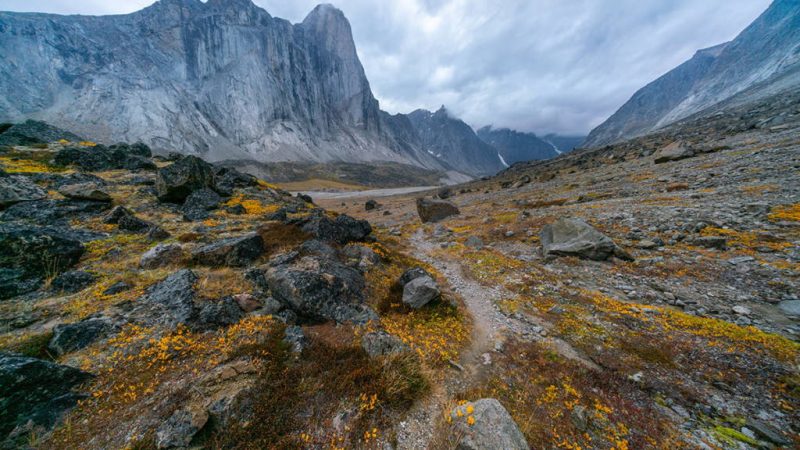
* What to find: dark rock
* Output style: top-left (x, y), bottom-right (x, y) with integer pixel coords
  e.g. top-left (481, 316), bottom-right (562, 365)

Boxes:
top-left (140, 269), bottom-right (198, 327)
top-left (361, 331), bottom-right (409, 357)
top-left (51, 270), bottom-right (96, 294)
top-left (0, 173), bottom-right (46, 209)
top-left (402, 275), bottom-right (440, 309)
top-left (0, 268), bottom-right (41, 300)
top-left (140, 244), bottom-right (185, 270)
top-left (103, 281), bottom-right (132, 296)
top-left (448, 399), bottom-right (528, 450)
top-left (299, 239), bottom-right (338, 259)
top-left (283, 325), bottom-right (307, 353)
top-left (399, 267), bottom-right (432, 286)
top-left (57, 183), bottom-right (112, 202)
top-left (0, 353), bottom-right (93, 443)
top-left (232, 294), bottom-right (263, 313)
top-left (48, 318), bottom-right (115, 356)
top-left (540, 218), bottom-right (633, 261)
top-left (342, 244), bottom-right (381, 270)
top-left (0, 120), bottom-right (82, 147)
top-left (690, 236), bottom-right (727, 250)
top-left (53, 145), bottom-right (115, 171)
top-left (182, 188), bottom-right (222, 221)
top-left (118, 213), bottom-right (153, 233)
top-left (147, 225), bottom-right (171, 241)
top-left (1, 199), bottom-right (110, 225)
top-left (265, 254), bottom-right (376, 324)
top-left (103, 205), bottom-right (133, 224)
top-left (300, 213), bottom-right (372, 245)
top-left (197, 297), bottom-right (245, 329)
top-left (192, 233), bottom-right (264, 267)
top-left (155, 407), bottom-right (208, 449)
top-left (654, 141), bottom-right (695, 164)
top-left (212, 167), bottom-right (258, 197)
top-left (416, 197), bottom-right (460, 223)
top-left (297, 193), bottom-right (313, 204)
top-left (745, 418), bottom-right (791, 446)
top-left (365, 199), bottom-right (378, 211)
top-left (437, 187), bottom-right (453, 199)
top-left (225, 204), bottom-right (247, 215)
top-left (155, 156), bottom-right (215, 203)
top-left (0, 224), bottom-right (85, 280)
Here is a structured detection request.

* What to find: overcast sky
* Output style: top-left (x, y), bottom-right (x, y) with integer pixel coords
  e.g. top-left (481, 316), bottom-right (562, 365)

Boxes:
top-left (0, 0), bottom-right (773, 135)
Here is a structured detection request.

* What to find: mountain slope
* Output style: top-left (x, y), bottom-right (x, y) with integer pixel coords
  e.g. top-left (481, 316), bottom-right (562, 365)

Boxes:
top-left (585, 0), bottom-right (800, 147)
top-left (407, 107), bottom-right (505, 176)
top-left (0, 0), bottom-right (443, 171)
top-left (476, 126), bottom-right (558, 165)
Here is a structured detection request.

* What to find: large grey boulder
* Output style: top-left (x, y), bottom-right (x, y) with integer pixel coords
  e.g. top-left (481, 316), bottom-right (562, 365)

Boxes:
top-left (402, 275), bottom-right (440, 309)
top-left (448, 399), bottom-right (528, 450)
top-left (416, 198), bottom-right (460, 223)
top-left (0, 173), bottom-right (46, 208)
top-left (654, 141), bottom-right (695, 164)
top-left (48, 317), bottom-right (116, 356)
top-left (196, 297), bottom-right (245, 329)
top-left (540, 218), bottom-right (633, 261)
top-left (181, 188), bottom-right (223, 221)
top-left (0, 353), bottom-right (93, 445)
top-left (265, 253), bottom-right (376, 324)
top-left (155, 156), bottom-right (216, 203)
top-left (139, 269), bottom-right (198, 327)
top-left (192, 233), bottom-right (264, 267)
top-left (299, 213), bottom-right (373, 245)
top-left (140, 244), bottom-right (185, 270)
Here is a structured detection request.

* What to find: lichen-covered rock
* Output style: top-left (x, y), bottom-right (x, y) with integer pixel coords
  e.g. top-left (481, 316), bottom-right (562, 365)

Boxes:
top-left (212, 167), bottom-right (258, 197)
top-left (1, 199), bottom-right (111, 226)
top-left (399, 267), bottom-right (432, 286)
top-left (0, 173), bottom-right (46, 208)
top-left (283, 325), bottom-right (307, 353)
top-left (299, 212), bottom-right (372, 244)
top-left (155, 406), bottom-right (208, 449)
top-left (155, 156), bottom-right (216, 203)
top-left (540, 218), bottom-right (633, 261)
top-left (0, 353), bottom-right (93, 445)
top-left (192, 233), bottom-right (264, 267)
top-left (0, 120), bottom-right (82, 147)
top-left (140, 244), bottom-right (185, 270)
top-left (0, 268), bottom-right (41, 300)
top-left (50, 270), bottom-right (96, 294)
top-left (448, 399), bottom-right (528, 450)
top-left (57, 183), bottom-right (112, 202)
top-left (48, 317), bottom-right (116, 356)
top-left (0, 224), bottom-right (85, 281)
top-left (361, 331), bottom-right (409, 357)
top-left (416, 197), bottom-right (460, 223)
top-left (181, 188), bottom-right (222, 221)
top-left (137, 269), bottom-right (198, 327)
top-left (402, 275), bottom-right (440, 309)
top-left (196, 297), bottom-right (245, 329)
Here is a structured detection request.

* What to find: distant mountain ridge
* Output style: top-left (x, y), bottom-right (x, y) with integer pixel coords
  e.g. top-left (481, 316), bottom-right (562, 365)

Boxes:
top-left (476, 126), bottom-right (559, 166)
top-left (585, 0), bottom-right (800, 147)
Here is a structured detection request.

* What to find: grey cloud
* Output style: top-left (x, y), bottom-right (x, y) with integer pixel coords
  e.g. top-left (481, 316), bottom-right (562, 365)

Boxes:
top-left (0, 0), bottom-right (773, 134)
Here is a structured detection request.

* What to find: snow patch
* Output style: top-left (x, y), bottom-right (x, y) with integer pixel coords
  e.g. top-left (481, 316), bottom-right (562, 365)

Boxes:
top-left (498, 152), bottom-right (509, 168)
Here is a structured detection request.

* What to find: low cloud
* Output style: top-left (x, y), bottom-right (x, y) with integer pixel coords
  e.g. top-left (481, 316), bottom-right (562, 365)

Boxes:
top-left (1, 0), bottom-right (772, 134)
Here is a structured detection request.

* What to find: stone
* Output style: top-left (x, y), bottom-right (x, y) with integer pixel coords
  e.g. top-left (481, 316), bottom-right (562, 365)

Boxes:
top-left (437, 187), bottom-right (452, 199)
top-left (283, 325), bottom-right (307, 353)
top-left (365, 199), bottom-right (378, 211)
top-left (196, 297), bottom-right (245, 329)
top-left (155, 155), bottom-right (216, 203)
top-left (265, 254), bottom-right (376, 324)
top-left (51, 270), bottom-right (96, 294)
top-left (0, 224), bottom-right (85, 281)
top-left (465, 236), bottom-right (484, 249)
top-left (415, 197), bottom-right (460, 223)
top-left (57, 183), bottom-right (112, 202)
top-left (118, 214), bottom-right (153, 233)
top-left (192, 233), bottom-right (264, 267)
top-left (342, 244), bottom-right (381, 270)
top-left (732, 305), bottom-right (751, 316)
top-left (140, 269), bottom-right (198, 326)
top-left (147, 225), bottom-right (171, 241)
top-left (399, 267), bottom-right (433, 286)
top-left (540, 218), bottom-right (633, 261)
top-left (778, 300), bottom-right (800, 317)
top-left (0, 268), bottom-right (41, 300)
top-left (0, 120), bottom-right (82, 147)
top-left (182, 188), bottom-right (222, 221)
top-left (155, 407), bottom-right (209, 449)
top-left (140, 244), bottom-right (185, 270)
top-left (53, 146), bottom-right (115, 171)
top-left (402, 275), bottom-right (440, 309)
top-left (1, 198), bottom-right (111, 226)
top-left (361, 331), bottom-right (408, 357)
top-left (744, 418), bottom-right (791, 446)
top-left (48, 318), bottom-right (115, 356)
top-left (212, 167), bottom-right (258, 197)
top-left (103, 281), bottom-right (132, 295)
top-left (690, 236), bottom-right (727, 250)
top-left (232, 293), bottom-right (263, 313)
top-left (299, 213), bottom-right (372, 245)
top-left (654, 141), bottom-right (695, 164)
top-left (299, 239), bottom-right (338, 260)
top-left (448, 399), bottom-right (528, 450)
top-left (0, 353), bottom-right (93, 443)
top-left (0, 173), bottom-right (46, 208)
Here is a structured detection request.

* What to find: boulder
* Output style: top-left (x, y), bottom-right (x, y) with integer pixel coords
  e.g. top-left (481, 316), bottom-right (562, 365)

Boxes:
top-left (342, 244), bottom-right (381, 270)
top-left (181, 188), bottom-right (222, 221)
top-left (402, 275), bottom-right (440, 309)
top-left (0, 173), bottom-right (46, 208)
top-left (196, 297), bottom-right (245, 329)
top-left (0, 268), bottom-right (41, 300)
top-left (416, 198), bottom-right (460, 223)
top-left (53, 146), bottom-right (115, 171)
top-left (265, 254), bottom-right (376, 324)
top-left (399, 267), bottom-right (433, 286)
top-left (155, 156), bottom-right (216, 203)
top-left (103, 205), bottom-right (134, 224)
top-left (118, 214), bottom-right (153, 233)
top-left (212, 167), bottom-right (258, 197)
top-left (778, 300), bottom-right (800, 317)
top-left (0, 353), bottom-right (93, 444)
top-left (192, 233), bottom-right (264, 267)
top-left (155, 407), bottom-right (208, 449)
top-left (283, 325), bottom-right (307, 353)
top-left (51, 270), bottom-right (96, 294)
top-left (57, 183), bottom-right (112, 202)
top-left (103, 281), bottom-right (132, 296)
top-left (540, 218), bottom-right (633, 261)
top-left (1, 199), bottom-right (110, 226)
top-left (365, 199), bottom-right (378, 211)
top-left (48, 317), bottom-right (116, 356)
top-left (232, 293), bottom-right (263, 313)
top-left (654, 141), bottom-right (695, 164)
top-left (361, 331), bottom-right (409, 358)
top-left (0, 120), bottom-right (82, 147)
top-left (0, 224), bottom-right (85, 280)
top-left (437, 187), bottom-right (452, 199)
top-left (140, 244), bottom-right (185, 270)
top-left (690, 236), bottom-right (727, 250)
top-left (139, 269), bottom-right (198, 327)
top-left (300, 213), bottom-right (372, 245)
top-left (448, 399), bottom-right (528, 450)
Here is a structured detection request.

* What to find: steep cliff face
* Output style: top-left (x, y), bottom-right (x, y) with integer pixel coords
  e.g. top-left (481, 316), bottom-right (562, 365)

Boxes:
top-left (0, 0), bottom-right (441, 170)
top-left (585, 0), bottom-right (800, 147)
top-left (406, 107), bottom-right (505, 176)
top-left (476, 126), bottom-right (558, 166)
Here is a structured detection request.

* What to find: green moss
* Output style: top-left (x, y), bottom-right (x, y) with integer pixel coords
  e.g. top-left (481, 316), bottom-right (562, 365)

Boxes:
top-left (712, 425), bottom-right (759, 446)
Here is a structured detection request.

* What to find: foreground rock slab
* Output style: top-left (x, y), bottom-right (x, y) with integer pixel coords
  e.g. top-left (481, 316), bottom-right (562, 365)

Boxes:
top-left (448, 398), bottom-right (528, 450)
top-left (540, 218), bottom-right (633, 261)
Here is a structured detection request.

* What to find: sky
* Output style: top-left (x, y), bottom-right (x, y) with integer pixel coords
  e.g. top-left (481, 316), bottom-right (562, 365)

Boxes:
top-left (0, 0), bottom-right (773, 135)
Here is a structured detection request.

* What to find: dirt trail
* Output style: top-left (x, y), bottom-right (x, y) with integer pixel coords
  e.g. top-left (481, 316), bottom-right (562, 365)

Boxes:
top-left (396, 229), bottom-right (596, 449)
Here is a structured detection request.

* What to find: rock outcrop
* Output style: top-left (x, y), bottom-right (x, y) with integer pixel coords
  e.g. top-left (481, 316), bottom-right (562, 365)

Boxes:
top-left (448, 399), bottom-right (529, 450)
top-left (540, 218), bottom-right (633, 261)
top-left (416, 198), bottom-right (460, 223)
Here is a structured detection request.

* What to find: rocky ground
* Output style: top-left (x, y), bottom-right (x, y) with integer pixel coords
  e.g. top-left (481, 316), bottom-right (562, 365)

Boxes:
top-left (0, 90), bottom-right (798, 450)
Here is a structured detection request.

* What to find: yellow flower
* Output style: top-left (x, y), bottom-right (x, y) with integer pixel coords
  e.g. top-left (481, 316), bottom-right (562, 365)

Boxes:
top-left (466, 405), bottom-right (475, 415)
top-left (467, 416), bottom-right (475, 426)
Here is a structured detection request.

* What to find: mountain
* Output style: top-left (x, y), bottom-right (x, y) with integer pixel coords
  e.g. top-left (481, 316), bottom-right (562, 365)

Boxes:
top-left (476, 126), bottom-right (558, 165)
top-left (0, 1), bottom-right (445, 171)
top-left (542, 134), bottom-right (585, 153)
top-left (585, 0), bottom-right (800, 147)
top-left (406, 106), bottom-right (505, 176)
